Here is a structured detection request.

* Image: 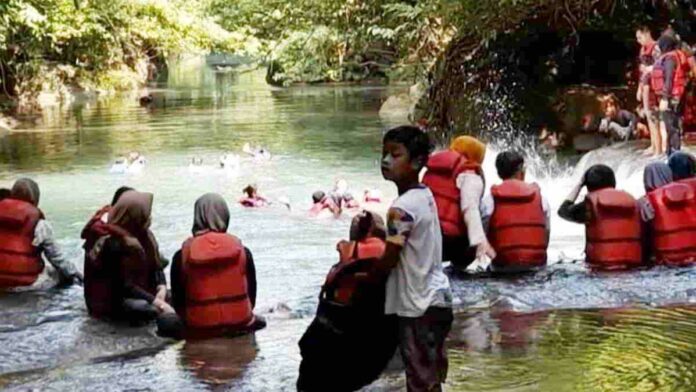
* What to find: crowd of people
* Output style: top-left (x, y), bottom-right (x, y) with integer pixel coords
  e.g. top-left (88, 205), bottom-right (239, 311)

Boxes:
top-left (1, 123), bottom-right (694, 390)
top-left (570, 26), bottom-right (696, 155)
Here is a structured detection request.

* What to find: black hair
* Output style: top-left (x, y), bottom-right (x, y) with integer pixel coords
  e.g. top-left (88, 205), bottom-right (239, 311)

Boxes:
top-left (350, 211), bottom-right (374, 242)
top-left (383, 125), bottom-right (432, 169)
top-left (0, 188), bottom-right (10, 201)
top-left (495, 151), bottom-right (525, 180)
top-left (312, 190), bottom-right (325, 203)
top-left (583, 164), bottom-right (616, 191)
top-left (658, 34), bottom-right (679, 53)
top-left (636, 25), bottom-right (652, 35)
top-left (243, 184), bottom-right (256, 196)
top-left (111, 186), bottom-right (134, 206)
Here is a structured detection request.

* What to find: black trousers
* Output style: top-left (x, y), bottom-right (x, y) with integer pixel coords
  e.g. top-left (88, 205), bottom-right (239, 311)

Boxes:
top-left (661, 102), bottom-right (682, 156)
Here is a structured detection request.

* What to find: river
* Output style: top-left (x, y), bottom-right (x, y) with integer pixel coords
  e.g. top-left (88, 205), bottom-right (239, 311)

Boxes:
top-left (0, 59), bottom-right (695, 391)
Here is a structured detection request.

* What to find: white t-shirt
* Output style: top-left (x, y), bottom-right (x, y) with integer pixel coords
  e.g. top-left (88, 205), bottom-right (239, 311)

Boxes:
top-left (384, 186), bottom-right (452, 317)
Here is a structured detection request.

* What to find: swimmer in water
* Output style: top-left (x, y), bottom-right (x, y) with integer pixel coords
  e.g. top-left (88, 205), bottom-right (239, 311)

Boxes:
top-left (219, 153), bottom-right (240, 170)
top-left (242, 143), bottom-right (272, 160)
top-left (309, 190), bottom-right (340, 218)
top-left (329, 179), bottom-right (359, 210)
top-left (363, 189), bottom-right (383, 203)
top-left (239, 184), bottom-right (269, 208)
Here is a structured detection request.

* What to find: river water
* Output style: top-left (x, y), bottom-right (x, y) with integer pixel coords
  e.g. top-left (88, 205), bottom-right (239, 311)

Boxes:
top-left (0, 59), bottom-right (695, 391)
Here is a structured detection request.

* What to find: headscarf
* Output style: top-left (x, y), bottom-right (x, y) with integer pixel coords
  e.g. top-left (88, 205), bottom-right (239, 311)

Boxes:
top-left (643, 162), bottom-right (673, 193)
top-left (449, 135), bottom-right (486, 164)
top-left (108, 190), bottom-right (160, 266)
top-left (192, 193), bottom-right (230, 235)
top-left (639, 162), bottom-right (673, 222)
top-left (668, 151), bottom-right (695, 181)
top-left (11, 178), bottom-right (40, 206)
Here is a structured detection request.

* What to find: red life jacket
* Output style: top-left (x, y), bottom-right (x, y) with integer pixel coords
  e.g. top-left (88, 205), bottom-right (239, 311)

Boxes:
top-left (488, 180), bottom-right (548, 272)
top-left (585, 189), bottom-right (643, 270)
top-left (647, 182), bottom-right (696, 266)
top-left (650, 50), bottom-right (688, 99)
top-left (639, 41), bottom-right (656, 65)
top-left (0, 198), bottom-right (44, 288)
top-left (325, 237), bottom-right (385, 305)
top-left (422, 150), bottom-right (482, 237)
top-left (678, 177), bottom-right (696, 193)
top-left (181, 232), bottom-right (253, 330)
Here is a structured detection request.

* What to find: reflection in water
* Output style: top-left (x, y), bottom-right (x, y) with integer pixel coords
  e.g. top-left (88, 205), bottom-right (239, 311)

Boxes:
top-left (445, 306), bottom-right (696, 392)
top-left (179, 335), bottom-right (258, 388)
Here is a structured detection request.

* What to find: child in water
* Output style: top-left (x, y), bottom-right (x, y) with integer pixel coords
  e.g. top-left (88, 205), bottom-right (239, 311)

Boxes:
top-left (374, 125), bottom-right (452, 391)
top-left (309, 191), bottom-right (340, 218)
top-left (239, 185), bottom-right (269, 208)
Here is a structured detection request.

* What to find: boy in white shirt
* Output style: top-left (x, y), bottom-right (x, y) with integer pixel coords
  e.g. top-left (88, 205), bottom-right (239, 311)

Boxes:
top-left (376, 125), bottom-right (453, 391)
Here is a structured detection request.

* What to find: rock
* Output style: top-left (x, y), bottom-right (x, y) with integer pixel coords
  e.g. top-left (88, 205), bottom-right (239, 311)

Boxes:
top-left (379, 83), bottom-right (428, 126)
top-left (573, 133), bottom-right (610, 153)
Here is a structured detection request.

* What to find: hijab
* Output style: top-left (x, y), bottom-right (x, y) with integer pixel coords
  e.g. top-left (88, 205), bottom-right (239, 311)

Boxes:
top-left (11, 178), bottom-right (40, 206)
top-left (108, 190), bottom-right (160, 266)
top-left (449, 135), bottom-right (486, 164)
top-left (668, 151), bottom-right (695, 181)
top-left (643, 162), bottom-right (673, 193)
top-left (192, 193), bottom-right (230, 235)
top-left (639, 162), bottom-right (673, 221)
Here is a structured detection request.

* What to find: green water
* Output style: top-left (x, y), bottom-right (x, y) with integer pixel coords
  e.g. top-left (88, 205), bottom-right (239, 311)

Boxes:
top-left (0, 59), bottom-right (695, 391)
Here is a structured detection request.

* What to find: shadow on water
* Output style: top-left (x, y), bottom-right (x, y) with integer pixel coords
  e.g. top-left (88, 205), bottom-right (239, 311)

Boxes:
top-left (1, 59), bottom-right (695, 390)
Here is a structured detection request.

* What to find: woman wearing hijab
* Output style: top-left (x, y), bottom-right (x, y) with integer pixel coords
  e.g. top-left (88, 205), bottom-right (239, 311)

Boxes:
top-left (0, 178), bottom-right (82, 288)
top-left (668, 151), bottom-right (696, 181)
top-left (448, 135), bottom-right (495, 267)
top-left (638, 162), bottom-right (674, 264)
top-left (85, 190), bottom-right (172, 321)
top-left (170, 193), bottom-right (265, 337)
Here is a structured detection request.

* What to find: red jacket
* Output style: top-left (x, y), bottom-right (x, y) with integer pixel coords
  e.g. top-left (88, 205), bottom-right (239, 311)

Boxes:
top-left (325, 237), bottom-right (386, 305)
top-left (489, 180), bottom-right (548, 272)
top-left (647, 182), bottom-right (696, 266)
top-left (423, 150), bottom-right (482, 237)
top-left (181, 232), bottom-right (253, 330)
top-left (585, 189), bottom-right (643, 270)
top-left (650, 50), bottom-right (688, 100)
top-left (0, 198), bottom-right (44, 288)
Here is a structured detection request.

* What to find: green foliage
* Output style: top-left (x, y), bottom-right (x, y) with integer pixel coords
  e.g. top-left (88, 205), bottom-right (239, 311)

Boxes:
top-left (209, 0), bottom-right (457, 85)
top-left (0, 0), bottom-right (249, 109)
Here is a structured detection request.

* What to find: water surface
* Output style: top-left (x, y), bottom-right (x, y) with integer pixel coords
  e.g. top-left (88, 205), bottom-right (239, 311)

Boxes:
top-left (1, 60), bottom-right (695, 391)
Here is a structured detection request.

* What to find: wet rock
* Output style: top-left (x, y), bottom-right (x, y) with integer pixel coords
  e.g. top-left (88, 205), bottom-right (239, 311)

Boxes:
top-left (378, 83), bottom-right (425, 126)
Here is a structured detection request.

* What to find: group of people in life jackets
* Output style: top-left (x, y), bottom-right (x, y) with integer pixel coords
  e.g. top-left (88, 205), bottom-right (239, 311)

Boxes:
top-left (418, 135), bottom-right (696, 272)
top-left (0, 183), bottom-right (265, 338)
top-left (634, 26), bottom-right (696, 155)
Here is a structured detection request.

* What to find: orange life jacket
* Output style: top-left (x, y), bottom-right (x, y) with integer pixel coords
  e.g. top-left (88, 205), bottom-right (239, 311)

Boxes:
top-left (488, 180), bottom-right (548, 272)
top-left (647, 182), bottom-right (696, 266)
top-left (422, 150), bottom-right (482, 237)
top-left (650, 50), bottom-right (688, 99)
top-left (181, 232), bottom-right (253, 330)
top-left (326, 237), bottom-right (385, 305)
top-left (0, 198), bottom-right (44, 288)
top-left (585, 189), bottom-right (643, 270)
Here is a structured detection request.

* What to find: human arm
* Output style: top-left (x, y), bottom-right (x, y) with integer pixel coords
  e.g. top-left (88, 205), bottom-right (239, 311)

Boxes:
top-left (170, 250), bottom-right (185, 315)
top-left (244, 247), bottom-right (257, 309)
top-left (371, 207), bottom-right (410, 278)
top-left (457, 173), bottom-right (496, 260)
top-left (33, 220), bottom-right (82, 285)
top-left (662, 57), bottom-right (677, 102)
top-left (479, 193), bottom-right (494, 234)
top-left (557, 180), bottom-right (587, 223)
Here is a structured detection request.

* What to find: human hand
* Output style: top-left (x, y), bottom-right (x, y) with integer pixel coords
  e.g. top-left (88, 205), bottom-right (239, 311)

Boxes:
top-left (153, 298), bottom-right (175, 314)
top-left (155, 285), bottom-right (167, 302)
top-left (636, 88), bottom-right (642, 102)
top-left (659, 99), bottom-right (668, 112)
top-left (475, 241), bottom-right (496, 261)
